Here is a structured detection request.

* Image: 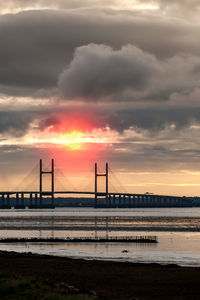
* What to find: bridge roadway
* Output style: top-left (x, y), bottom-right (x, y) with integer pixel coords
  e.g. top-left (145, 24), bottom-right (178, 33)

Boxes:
top-left (0, 191), bottom-right (193, 208)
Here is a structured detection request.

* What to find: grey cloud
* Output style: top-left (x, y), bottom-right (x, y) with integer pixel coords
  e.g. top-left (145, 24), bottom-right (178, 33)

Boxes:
top-left (58, 44), bottom-right (157, 100)
top-left (2, 98), bottom-right (200, 140)
top-left (2, 103), bottom-right (200, 179)
top-left (34, 101), bottom-right (200, 134)
top-left (106, 104), bottom-right (200, 133)
top-left (0, 111), bottom-right (35, 136)
top-left (114, 106), bottom-right (200, 132)
top-left (0, 9), bottom-right (200, 97)
top-left (58, 43), bottom-right (200, 103)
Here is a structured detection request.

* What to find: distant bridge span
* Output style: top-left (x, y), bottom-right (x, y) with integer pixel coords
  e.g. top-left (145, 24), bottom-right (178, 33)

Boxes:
top-left (0, 190), bottom-right (192, 209)
top-left (0, 190), bottom-right (190, 198)
top-left (0, 159), bottom-right (193, 209)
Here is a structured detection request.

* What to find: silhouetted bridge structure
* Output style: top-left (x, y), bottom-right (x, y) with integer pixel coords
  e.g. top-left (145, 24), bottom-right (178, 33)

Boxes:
top-left (0, 190), bottom-right (192, 209)
top-left (0, 159), bottom-right (193, 209)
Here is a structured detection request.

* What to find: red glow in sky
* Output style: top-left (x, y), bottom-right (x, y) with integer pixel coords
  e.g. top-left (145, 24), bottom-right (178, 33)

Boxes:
top-left (49, 113), bottom-right (95, 134)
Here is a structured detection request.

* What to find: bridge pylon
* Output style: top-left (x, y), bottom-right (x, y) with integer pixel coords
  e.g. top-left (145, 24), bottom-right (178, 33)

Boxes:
top-left (94, 162), bottom-right (108, 208)
top-left (39, 159), bottom-right (55, 208)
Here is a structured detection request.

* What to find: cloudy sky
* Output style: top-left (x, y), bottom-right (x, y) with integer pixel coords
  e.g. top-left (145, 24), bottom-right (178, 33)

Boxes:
top-left (1, 0), bottom-right (200, 195)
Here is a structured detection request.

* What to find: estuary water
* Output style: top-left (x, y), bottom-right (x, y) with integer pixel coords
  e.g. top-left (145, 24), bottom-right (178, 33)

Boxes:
top-left (1, 207), bottom-right (200, 267)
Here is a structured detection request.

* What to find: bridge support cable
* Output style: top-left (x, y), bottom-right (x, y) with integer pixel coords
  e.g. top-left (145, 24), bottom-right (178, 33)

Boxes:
top-left (77, 164), bottom-right (95, 193)
top-left (13, 162), bottom-right (39, 192)
top-left (108, 167), bottom-right (128, 194)
top-left (80, 178), bottom-right (94, 194)
top-left (54, 167), bottom-right (77, 192)
top-left (108, 181), bottom-right (118, 194)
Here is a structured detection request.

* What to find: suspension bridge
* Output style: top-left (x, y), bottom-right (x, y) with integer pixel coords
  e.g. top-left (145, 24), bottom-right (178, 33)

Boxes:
top-left (0, 159), bottom-right (193, 209)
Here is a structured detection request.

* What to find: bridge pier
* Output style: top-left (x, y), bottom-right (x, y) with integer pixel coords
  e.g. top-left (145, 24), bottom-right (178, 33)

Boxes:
top-left (40, 194), bottom-right (42, 208)
top-left (147, 196), bottom-right (150, 207)
top-left (124, 195), bottom-right (127, 208)
top-left (122, 194), bottom-right (125, 207)
top-left (35, 193), bottom-right (38, 208)
top-left (134, 195), bottom-right (137, 206)
top-left (132, 196), bottom-right (135, 207)
top-left (15, 192), bottom-right (25, 209)
top-left (51, 194), bottom-right (55, 208)
top-left (1, 194), bottom-right (4, 209)
top-left (21, 193), bottom-right (25, 208)
top-left (113, 194), bottom-right (116, 207)
top-left (108, 194), bottom-right (110, 208)
top-left (118, 195), bottom-right (121, 207)
top-left (16, 192), bottom-right (19, 207)
top-left (29, 193), bottom-right (32, 208)
top-left (2, 194), bottom-right (5, 208)
top-left (134, 196), bottom-right (138, 207)
top-left (128, 195), bottom-right (131, 207)
top-left (6, 194), bottom-right (11, 209)
top-left (139, 195), bottom-right (142, 207)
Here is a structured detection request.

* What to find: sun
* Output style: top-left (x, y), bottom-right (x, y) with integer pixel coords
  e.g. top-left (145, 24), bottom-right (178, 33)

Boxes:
top-left (25, 123), bottom-right (118, 151)
top-left (59, 131), bottom-right (85, 150)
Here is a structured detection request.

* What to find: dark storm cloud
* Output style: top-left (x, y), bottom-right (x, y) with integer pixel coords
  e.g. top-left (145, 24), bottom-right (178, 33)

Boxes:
top-left (0, 5), bottom-right (200, 141)
top-left (2, 93), bottom-right (200, 139)
top-left (0, 111), bottom-right (35, 136)
top-left (33, 102), bottom-right (200, 135)
top-left (2, 103), bottom-right (200, 177)
top-left (58, 44), bottom-right (157, 100)
top-left (0, 9), bottom-right (200, 97)
top-left (58, 43), bottom-right (200, 103)
top-left (106, 105), bottom-right (200, 132)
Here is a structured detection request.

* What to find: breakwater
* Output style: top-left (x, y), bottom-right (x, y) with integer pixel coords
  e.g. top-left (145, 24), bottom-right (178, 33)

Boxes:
top-left (0, 236), bottom-right (158, 243)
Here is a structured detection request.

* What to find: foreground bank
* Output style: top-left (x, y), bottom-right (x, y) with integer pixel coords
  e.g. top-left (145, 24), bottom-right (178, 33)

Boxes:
top-left (0, 251), bottom-right (200, 299)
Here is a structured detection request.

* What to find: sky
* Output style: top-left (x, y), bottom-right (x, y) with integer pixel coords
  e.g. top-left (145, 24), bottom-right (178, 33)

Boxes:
top-left (1, 0), bottom-right (200, 195)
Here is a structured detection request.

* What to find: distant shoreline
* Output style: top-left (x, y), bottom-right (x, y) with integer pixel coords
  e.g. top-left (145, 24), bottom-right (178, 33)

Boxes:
top-left (0, 250), bottom-right (200, 299)
top-left (0, 226), bottom-right (199, 231)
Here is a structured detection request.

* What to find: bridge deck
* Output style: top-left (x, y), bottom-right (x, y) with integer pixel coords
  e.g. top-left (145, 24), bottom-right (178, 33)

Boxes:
top-left (0, 191), bottom-right (187, 199)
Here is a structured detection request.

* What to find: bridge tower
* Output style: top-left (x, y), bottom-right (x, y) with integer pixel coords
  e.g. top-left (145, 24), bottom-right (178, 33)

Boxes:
top-left (94, 162), bottom-right (108, 208)
top-left (39, 159), bottom-right (55, 208)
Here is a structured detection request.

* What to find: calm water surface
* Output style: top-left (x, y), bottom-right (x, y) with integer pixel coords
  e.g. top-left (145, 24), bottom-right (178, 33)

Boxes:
top-left (0, 207), bottom-right (200, 267)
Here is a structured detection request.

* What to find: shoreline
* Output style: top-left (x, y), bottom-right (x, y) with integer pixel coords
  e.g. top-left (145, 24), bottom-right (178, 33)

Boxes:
top-left (0, 226), bottom-right (199, 231)
top-left (1, 250), bottom-right (200, 299)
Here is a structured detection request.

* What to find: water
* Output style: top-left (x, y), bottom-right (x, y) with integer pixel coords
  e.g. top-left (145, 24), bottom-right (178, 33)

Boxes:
top-left (1, 207), bottom-right (200, 267)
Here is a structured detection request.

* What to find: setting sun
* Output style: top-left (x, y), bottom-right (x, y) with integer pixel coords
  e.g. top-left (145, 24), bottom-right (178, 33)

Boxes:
top-left (59, 131), bottom-right (85, 150)
top-left (23, 125), bottom-right (118, 151)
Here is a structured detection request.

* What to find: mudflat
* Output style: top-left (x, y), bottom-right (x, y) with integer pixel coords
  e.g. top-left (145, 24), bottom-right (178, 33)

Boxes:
top-left (0, 251), bottom-right (200, 299)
